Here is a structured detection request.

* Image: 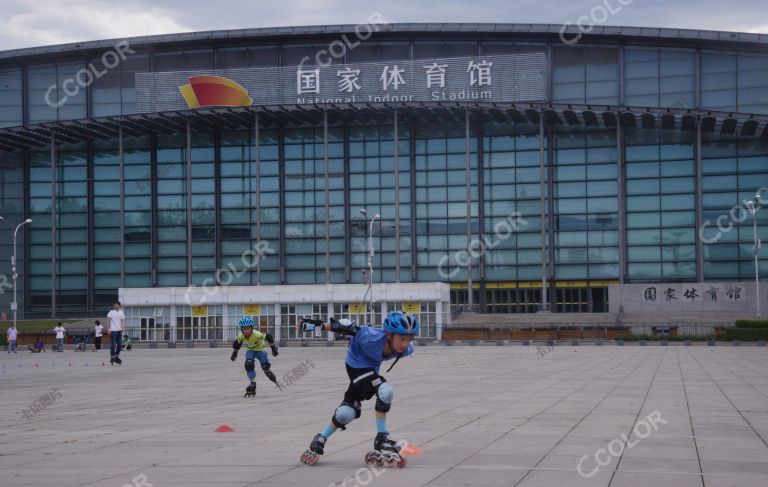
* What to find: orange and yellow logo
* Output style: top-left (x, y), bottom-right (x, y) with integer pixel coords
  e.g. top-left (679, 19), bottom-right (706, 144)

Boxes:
top-left (179, 76), bottom-right (253, 108)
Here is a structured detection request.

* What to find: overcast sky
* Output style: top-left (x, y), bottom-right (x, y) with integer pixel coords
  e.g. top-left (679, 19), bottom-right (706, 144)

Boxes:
top-left (1, 0), bottom-right (766, 51)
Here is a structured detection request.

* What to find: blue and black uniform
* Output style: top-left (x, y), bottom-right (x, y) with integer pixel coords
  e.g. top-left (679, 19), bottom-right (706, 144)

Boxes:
top-left (341, 326), bottom-right (413, 416)
top-left (299, 311), bottom-right (419, 463)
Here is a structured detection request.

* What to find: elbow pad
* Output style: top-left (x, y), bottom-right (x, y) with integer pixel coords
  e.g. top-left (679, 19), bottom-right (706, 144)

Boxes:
top-left (329, 318), bottom-right (360, 336)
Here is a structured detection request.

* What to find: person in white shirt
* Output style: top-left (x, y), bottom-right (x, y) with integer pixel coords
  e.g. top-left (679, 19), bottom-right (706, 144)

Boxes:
top-left (94, 320), bottom-right (104, 351)
top-left (6, 325), bottom-right (18, 353)
top-left (52, 323), bottom-right (66, 352)
top-left (107, 301), bottom-right (125, 365)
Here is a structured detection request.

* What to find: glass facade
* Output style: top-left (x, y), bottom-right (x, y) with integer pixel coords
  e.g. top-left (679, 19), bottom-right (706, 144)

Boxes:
top-left (0, 150), bottom-right (24, 313)
top-left (625, 130), bottom-right (697, 282)
top-left (0, 68), bottom-right (22, 128)
top-left (1, 30), bottom-right (768, 316)
top-left (701, 136), bottom-right (768, 279)
top-left (349, 124), bottom-right (411, 284)
top-left (553, 128), bottom-right (619, 280)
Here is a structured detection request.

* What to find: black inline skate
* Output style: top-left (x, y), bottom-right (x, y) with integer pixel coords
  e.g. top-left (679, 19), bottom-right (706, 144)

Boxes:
top-left (299, 433), bottom-right (326, 466)
top-left (365, 432), bottom-right (406, 468)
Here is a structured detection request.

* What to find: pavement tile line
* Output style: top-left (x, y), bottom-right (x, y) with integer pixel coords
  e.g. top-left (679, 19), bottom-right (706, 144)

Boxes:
top-left (251, 348), bottom-right (620, 486)
top-left (1, 347), bottom-right (621, 487)
top-left (708, 348), bottom-right (768, 402)
top-left (420, 348), bottom-right (650, 486)
top-left (52, 348), bottom-right (581, 487)
top-left (671, 348), bottom-right (706, 487)
top-left (510, 349), bottom-right (663, 487)
top-left (686, 349), bottom-right (768, 450)
top-left (4, 348), bottom-right (768, 487)
top-left (302, 463), bottom-right (768, 478)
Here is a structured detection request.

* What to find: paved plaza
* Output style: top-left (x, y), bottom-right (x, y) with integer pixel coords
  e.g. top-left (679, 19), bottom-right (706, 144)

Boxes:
top-left (1, 344), bottom-right (767, 487)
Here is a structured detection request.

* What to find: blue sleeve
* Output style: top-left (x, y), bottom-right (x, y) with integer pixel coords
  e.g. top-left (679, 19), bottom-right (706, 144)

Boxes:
top-left (349, 327), bottom-right (384, 364)
top-left (353, 326), bottom-right (371, 341)
top-left (350, 326), bottom-right (371, 349)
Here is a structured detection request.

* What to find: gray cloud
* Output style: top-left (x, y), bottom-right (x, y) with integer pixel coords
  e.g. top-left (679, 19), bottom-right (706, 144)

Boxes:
top-left (0, 0), bottom-right (766, 51)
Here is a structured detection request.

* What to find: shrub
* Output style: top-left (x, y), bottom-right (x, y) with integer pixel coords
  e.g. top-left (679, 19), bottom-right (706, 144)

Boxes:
top-left (724, 328), bottom-right (768, 341)
top-left (734, 320), bottom-right (768, 329)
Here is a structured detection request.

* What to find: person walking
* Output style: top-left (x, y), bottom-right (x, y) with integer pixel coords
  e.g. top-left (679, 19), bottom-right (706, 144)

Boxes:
top-left (94, 320), bottom-right (104, 351)
top-left (6, 324), bottom-right (18, 353)
top-left (52, 323), bottom-right (66, 352)
top-left (107, 301), bottom-right (125, 365)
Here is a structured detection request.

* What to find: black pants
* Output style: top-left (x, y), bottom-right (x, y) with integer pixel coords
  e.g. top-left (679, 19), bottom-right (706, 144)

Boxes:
top-left (343, 364), bottom-right (386, 405)
top-left (95, 336), bottom-right (102, 350)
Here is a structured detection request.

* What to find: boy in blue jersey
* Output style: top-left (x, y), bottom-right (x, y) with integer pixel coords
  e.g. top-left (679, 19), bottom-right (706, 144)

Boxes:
top-left (298, 311), bottom-right (418, 467)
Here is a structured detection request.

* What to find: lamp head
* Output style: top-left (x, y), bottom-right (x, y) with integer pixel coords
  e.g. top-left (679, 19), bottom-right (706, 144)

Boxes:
top-left (24, 218), bottom-right (32, 223)
top-left (360, 209), bottom-right (367, 216)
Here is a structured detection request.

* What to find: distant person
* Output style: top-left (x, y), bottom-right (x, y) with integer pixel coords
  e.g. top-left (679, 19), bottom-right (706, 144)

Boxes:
top-left (107, 301), bottom-right (125, 365)
top-left (121, 335), bottom-right (132, 351)
top-left (52, 323), bottom-right (66, 352)
top-left (6, 324), bottom-right (18, 353)
top-left (29, 337), bottom-right (45, 353)
top-left (94, 320), bottom-right (104, 351)
top-left (74, 334), bottom-right (88, 352)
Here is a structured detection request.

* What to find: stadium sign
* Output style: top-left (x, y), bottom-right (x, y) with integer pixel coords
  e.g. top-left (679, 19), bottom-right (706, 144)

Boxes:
top-left (136, 52), bottom-right (545, 112)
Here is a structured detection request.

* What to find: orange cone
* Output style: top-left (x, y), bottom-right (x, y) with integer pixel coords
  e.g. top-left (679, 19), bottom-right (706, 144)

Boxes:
top-left (402, 444), bottom-right (422, 456)
top-left (215, 425), bottom-right (234, 433)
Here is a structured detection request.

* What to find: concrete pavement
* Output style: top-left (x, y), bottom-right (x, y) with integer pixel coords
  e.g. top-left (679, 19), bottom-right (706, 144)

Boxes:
top-left (1, 344), bottom-right (767, 486)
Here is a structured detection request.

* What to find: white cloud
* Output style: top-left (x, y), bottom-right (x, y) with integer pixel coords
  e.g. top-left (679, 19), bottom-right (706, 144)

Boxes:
top-left (0, 0), bottom-right (766, 52)
top-left (0, 0), bottom-right (190, 50)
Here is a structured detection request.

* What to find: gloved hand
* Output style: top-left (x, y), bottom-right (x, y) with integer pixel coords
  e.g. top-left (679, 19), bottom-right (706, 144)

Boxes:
top-left (270, 344), bottom-right (279, 357)
top-left (299, 318), bottom-right (323, 332)
top-left (230, 350), bottom-right (238, 362)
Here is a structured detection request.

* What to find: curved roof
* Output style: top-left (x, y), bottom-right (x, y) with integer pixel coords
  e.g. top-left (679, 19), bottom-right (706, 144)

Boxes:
top-left (1, 102), bottom-right (766, 152)
top-left (1, 23), bottom-right (767, 61)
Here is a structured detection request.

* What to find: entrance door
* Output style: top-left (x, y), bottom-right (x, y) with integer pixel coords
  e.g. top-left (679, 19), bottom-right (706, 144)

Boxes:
top-left (193, 316), bottom-right (207, 340)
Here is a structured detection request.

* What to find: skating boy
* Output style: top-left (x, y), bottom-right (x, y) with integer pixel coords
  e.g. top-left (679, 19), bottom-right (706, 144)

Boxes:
top-left (230, 316), bottom-right (279, 397)
top-left (298, 311), bottom-right (418, 467)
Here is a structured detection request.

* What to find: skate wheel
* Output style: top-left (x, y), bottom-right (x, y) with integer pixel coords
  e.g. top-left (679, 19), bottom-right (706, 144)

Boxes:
top-left (300, 451), bottom-right (319, 466)
top-left (397, 456), bottom-right (407, 468)
top-left (364, 451), bottom-right (378, 465)
top-left (384, 455), bottom-right (400, 468)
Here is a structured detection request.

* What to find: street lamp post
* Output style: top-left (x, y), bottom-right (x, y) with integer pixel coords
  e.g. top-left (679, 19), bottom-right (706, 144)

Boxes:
top-left (747, 195), bottom-right (762, 319)
top-left (0, 217), bottom-right (32, 330)
top-left (360, 209), bottom-right (380, 325)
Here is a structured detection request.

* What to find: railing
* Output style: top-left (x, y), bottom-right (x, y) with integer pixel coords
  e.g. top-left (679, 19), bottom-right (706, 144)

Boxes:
top-left (124, 323), bottom-right (441, 344)
top-left (441, 322), bottom-right (733, 341)
top-left (450, 304), bottom-right (481, 319)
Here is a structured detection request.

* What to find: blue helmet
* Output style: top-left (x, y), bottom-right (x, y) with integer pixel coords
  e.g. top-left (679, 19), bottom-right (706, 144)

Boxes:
top-left (239, 316), bottom-right (254, 328)
top-left (383, 311), bottom-right (420, 335)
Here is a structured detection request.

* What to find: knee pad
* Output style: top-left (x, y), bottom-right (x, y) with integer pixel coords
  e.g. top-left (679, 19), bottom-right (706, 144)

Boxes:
top-left (261, 362), bottom-right (271, 372)
top-left (244, 359), bottom-right (255, 373)
top-left (375, 382), bottom-right (394, 413)
top-left (331, 401), bottom-right (361, 430)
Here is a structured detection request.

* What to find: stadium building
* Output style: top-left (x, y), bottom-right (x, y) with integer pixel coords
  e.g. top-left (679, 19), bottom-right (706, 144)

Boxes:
top-left (0, 23), bottom-right (766, 341)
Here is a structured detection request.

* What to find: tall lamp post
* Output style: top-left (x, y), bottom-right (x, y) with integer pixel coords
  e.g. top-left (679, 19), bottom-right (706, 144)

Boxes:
top-left (746, 194), bottom-right (762, 318)
top-left (0, 217), bottom-right (32, 330)
top-left (360, 209), bottom-right (380, 325)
